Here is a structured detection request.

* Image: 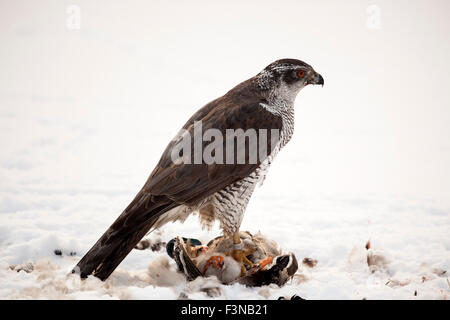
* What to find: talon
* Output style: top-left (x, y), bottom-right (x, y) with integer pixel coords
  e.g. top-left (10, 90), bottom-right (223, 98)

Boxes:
top-left (230, 248), bottom-right (255, 276)
top-left (242, 255), bottom-right (254, 267)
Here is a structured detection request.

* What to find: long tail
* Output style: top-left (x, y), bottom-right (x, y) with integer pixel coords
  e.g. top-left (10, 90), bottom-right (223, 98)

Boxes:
top-left (73, 190), bottom-right (176, 280)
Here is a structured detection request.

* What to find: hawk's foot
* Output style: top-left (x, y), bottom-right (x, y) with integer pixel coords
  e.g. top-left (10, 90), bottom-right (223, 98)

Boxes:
top-left (228, 247), bottom-right (256, 276)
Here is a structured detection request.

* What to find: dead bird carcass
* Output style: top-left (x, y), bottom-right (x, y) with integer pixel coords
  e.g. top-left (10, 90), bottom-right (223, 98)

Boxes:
top-left (166, 231), bottom-right (298, 287)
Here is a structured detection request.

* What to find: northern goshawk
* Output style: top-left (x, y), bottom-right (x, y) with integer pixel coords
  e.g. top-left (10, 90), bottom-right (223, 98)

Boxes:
top-left (73, 58), bottom-right (324, 280)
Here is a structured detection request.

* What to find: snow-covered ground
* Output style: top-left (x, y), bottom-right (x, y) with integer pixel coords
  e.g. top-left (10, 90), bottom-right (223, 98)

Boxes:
top-left (0, 0), bottom-right (449, 299)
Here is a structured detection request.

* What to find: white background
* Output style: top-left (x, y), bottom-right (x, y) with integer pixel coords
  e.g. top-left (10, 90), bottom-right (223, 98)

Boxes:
top-left (0, 0), bottom-right (449, 299)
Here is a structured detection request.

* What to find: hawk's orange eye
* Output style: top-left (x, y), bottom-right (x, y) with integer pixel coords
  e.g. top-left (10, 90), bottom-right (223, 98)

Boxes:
top-left (297, 70), bottom-right (305, 78)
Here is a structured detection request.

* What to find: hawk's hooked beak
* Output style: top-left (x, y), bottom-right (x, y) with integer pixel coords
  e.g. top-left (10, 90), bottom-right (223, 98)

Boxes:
top-left (309, 72), bottom-right (324, 87)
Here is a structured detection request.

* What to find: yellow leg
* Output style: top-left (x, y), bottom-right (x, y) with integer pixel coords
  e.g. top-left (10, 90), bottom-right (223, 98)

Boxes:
top-left (230, 231), bottom-right (255, 276)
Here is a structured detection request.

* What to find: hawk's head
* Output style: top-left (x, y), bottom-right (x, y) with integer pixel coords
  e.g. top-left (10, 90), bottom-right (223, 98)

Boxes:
top-left (257, 58), bottom-right (324, 104)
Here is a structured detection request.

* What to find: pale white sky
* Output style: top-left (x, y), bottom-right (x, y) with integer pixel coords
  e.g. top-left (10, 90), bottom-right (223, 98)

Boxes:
top-left (0, 0), bottom-right (449, 208)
